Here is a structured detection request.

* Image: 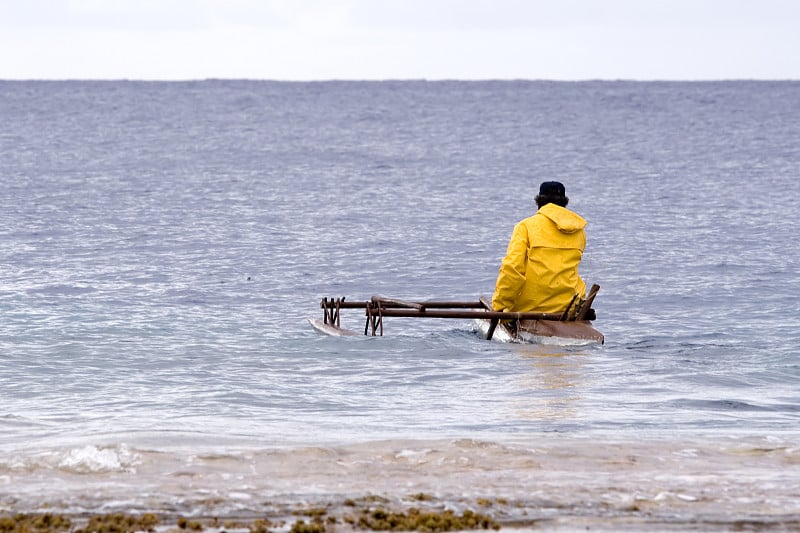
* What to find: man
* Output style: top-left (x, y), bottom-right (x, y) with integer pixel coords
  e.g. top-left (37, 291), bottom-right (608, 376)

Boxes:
top-left (492, 181), bottom-right (587, 314)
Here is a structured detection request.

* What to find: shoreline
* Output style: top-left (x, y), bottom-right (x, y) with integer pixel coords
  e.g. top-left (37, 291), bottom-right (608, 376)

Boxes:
top-left (3, 436), bottom-right (800, 531)
top-left (2, 499), bottom-right (502, 533)
top-left (3, 492), bottom-right (800, 533)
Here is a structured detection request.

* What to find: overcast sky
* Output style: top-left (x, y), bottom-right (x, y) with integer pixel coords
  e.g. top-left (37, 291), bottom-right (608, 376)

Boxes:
top-left (1, 0), bottom-right (798, 80)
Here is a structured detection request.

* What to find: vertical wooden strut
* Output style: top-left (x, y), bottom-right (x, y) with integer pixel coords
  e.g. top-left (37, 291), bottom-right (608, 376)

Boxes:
top-left (365, 301), bottom-right (385, 336)
top-left (323, 297), bottom-right (338, 326)
top-left (560, 293), bottom-right (579, 321)
top-left (322, 297), bottom-right (346, 327)
top-left (485, 318), bottom-right (499, 340)
top-left (479, 296), bottom-right (499, 340)
top-left (323, 297), bottom-right (331, 324)
top-left (364, 302), bottom-right (383, 336)
top-left (334, 297), bottom-right (342, 328)
top-left (575, 284), bottom-right (600, 320)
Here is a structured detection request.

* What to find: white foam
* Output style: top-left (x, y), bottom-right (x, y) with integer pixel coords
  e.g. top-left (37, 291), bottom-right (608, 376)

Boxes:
top-left (56, 444), bottom-right (141, 474)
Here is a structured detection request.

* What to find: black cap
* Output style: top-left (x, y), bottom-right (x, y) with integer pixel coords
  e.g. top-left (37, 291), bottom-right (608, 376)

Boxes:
top-left (539, 181), bottom-right (566, 197)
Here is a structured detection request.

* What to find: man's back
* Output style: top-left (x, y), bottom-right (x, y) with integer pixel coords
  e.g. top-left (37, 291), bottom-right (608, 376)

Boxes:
top-left (492, 185), bottom-right (587, 314)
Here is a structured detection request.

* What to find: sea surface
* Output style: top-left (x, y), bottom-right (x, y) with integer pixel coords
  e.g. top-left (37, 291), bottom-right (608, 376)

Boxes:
top-left (1, 80), bottom-right (799, 531)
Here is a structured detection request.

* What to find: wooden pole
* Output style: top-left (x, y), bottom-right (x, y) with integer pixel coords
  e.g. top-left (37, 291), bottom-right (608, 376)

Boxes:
top-left (575, 284), bottom-right (600, 320)
top-left (321, 299), bottom-right (486, 309)
top-left (372, 308), bottom-right (564, 320)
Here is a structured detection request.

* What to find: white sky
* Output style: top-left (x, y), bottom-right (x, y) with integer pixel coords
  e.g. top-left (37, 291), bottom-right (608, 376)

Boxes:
top-left (1, 0), bottom-right (798, 80)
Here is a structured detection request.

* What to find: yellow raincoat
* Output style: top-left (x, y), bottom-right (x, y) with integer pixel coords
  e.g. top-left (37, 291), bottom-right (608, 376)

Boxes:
top-left (492, 203), bottom-right (587, 313)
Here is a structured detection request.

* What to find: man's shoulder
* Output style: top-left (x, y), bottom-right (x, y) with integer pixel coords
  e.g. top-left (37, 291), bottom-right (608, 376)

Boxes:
top-left (518, 212), bottom-right (546, 226)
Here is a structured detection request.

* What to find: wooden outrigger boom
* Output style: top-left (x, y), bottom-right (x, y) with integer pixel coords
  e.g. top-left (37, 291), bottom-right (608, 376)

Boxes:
top-left (310, 285), bottom-right (604, 344)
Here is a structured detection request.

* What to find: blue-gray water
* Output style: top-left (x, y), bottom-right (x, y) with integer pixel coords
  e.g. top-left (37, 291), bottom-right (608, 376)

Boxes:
top-left (1, 80), bottom-right (799, 530)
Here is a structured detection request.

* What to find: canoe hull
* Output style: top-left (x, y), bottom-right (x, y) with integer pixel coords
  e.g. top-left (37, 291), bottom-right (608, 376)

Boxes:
top-left (474, 318), bottom-right (604, 345)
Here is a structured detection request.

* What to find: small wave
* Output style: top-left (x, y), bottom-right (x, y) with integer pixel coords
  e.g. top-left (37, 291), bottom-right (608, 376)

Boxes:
top-left (25, 284), bottom-right (97, 296)
top-left (57, 444), bottom-right (141, 473)
top-left (0, 413), bottom-right (48, 428)
top-left (1, 444), bottom-right (141, 474)
top-left (670, 399), bottom-right (774, 412)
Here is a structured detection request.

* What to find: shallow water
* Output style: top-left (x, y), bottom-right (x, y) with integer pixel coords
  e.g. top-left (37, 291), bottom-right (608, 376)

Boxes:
top-left (1, 80), bottom-right (799, 529)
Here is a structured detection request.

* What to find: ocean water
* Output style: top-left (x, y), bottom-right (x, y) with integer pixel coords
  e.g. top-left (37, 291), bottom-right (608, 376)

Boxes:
top-left (1, 80), bottom-right (799, 531)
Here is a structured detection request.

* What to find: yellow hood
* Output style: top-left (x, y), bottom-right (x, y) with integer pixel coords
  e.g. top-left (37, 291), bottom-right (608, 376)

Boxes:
top-left (538, 203), bottom-right (586, 234)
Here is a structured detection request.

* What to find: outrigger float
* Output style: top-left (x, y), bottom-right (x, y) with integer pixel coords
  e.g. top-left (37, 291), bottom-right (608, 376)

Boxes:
top-left (308, 284), bottom-right (604, 344)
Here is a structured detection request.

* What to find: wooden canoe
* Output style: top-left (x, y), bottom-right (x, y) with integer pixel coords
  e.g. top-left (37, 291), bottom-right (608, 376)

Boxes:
top-left (309, 290), bottom-right (604, 345)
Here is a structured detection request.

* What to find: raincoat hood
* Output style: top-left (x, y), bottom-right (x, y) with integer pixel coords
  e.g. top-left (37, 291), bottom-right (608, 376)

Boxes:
top-left (538, 203), bottom-right (587, 234)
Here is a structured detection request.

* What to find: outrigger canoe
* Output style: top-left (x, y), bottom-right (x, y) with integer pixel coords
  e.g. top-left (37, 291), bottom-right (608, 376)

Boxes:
top-left (308, 284), bottom-right (604, 345)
